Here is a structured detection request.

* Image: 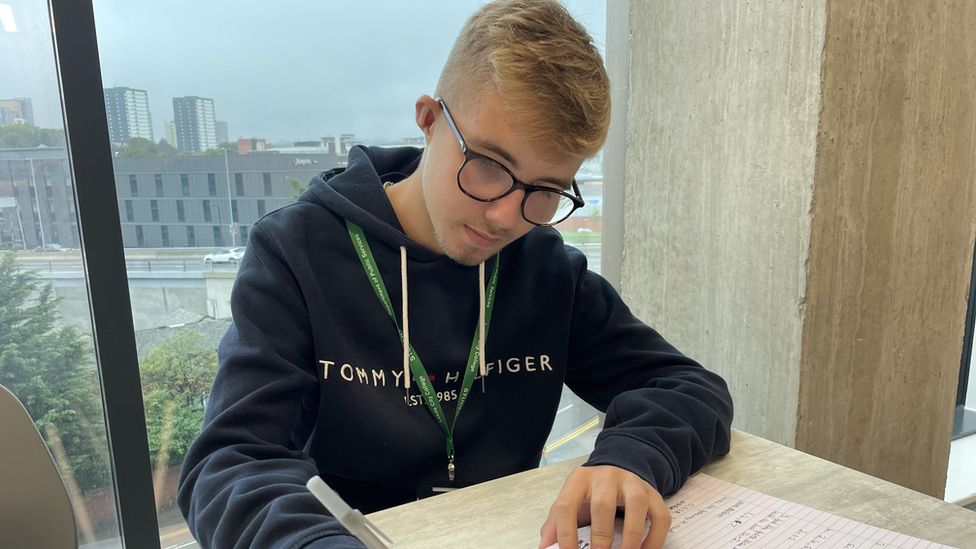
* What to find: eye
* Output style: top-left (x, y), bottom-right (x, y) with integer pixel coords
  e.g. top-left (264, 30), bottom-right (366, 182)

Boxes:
top-left (476, 157), bottom-right (505, 174)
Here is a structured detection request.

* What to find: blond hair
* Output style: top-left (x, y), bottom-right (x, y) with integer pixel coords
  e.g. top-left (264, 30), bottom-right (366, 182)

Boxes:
top-left (436, 0), bottom-right (610, 160)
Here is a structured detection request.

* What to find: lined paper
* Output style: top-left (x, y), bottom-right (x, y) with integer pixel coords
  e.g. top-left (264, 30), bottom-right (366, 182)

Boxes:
top-left (547, 474), bottom-right (961, 549)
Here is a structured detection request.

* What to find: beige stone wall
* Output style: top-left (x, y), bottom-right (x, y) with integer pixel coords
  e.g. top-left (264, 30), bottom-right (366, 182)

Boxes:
top-left (794, 0), bottom-right (976, 498)
top-left (621, 1), bottom-right (827, 446)
top-left (622, 0), bottom-right (976, 498)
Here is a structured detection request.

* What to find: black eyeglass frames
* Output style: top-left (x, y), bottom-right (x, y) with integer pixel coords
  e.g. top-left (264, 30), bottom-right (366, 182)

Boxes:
top-left (436, 97), bottom-right (585, 227)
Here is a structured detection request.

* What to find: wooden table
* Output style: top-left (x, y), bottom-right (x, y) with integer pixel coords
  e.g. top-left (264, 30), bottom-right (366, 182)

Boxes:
top-left (368, 429), bottom-right (976, 548)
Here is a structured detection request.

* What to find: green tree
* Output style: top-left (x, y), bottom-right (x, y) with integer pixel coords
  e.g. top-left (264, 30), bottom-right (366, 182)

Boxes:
top-left (288, 176), bottom-right (307, 201)
top-left (0, 124), bottom-right (66, 149)
top-left (587, 205), bottom-right (602, 226)
top-left (119, 137), bottom-right (160, 157)
top-left (139, 330), bottom-right (218, 467)
top-left (157, 138), bottom-right (178, 156)
top-left (217, 141), bottom-right (237, 152)
top-left (0, 252), bottom-right (109, 492)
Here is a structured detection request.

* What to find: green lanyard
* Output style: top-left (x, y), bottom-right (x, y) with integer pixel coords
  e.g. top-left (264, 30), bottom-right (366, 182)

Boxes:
top-left (345, 220), bottom-right (500, 482)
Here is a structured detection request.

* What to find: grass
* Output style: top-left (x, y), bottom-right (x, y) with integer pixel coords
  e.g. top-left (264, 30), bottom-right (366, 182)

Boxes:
top-left (559, 231), bottom-right (602, 244)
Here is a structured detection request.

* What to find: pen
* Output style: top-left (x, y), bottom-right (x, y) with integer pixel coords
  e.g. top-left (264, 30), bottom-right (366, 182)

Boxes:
top-left (306, 475), bottom-right (394, 549)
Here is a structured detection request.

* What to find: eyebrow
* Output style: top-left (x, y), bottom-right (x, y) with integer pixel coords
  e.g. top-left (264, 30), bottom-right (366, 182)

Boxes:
top-left (468, 137), bottom-right (574, 190)
top-left (469, 137), bottom-right (520, 169)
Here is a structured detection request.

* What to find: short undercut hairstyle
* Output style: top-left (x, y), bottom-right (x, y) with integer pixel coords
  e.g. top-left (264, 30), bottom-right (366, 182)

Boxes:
top-left (436, 0), bottom-right (611, 161)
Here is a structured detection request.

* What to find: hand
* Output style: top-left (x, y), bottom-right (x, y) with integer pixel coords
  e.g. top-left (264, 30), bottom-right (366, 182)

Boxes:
top-left (539, 465), bottom-right (671, 549)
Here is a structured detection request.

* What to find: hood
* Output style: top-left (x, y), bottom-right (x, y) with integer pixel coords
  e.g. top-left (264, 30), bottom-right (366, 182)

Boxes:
top-left (300, 145), bottom-right (446, 261)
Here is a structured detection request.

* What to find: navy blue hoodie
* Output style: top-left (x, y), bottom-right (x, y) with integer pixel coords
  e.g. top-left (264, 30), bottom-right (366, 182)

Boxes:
top-left (178, 145), bottom-right (733, 549)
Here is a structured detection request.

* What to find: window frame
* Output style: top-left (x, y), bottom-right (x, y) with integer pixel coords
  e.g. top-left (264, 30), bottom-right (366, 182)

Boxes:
top-left (51, 1), bottom-right (162, 547)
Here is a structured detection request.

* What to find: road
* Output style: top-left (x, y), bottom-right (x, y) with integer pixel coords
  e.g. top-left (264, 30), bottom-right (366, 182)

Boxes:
top-left (17, 259), bottom-right (241, 274)
top-left (15, 243), bottom-right (603, 274)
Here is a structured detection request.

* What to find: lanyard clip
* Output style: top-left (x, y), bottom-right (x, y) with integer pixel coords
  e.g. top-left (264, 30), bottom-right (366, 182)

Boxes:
top-left (447, 454), bottom-right (456, 483)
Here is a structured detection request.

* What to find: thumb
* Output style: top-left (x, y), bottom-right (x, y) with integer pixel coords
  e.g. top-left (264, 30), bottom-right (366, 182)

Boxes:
top-left (539, 513), bottom-right (558, 549)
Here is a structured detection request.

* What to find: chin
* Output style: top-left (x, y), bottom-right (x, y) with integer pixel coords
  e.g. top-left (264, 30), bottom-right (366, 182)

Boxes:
top-left (435, 229), bottom-right (499, 266)
top-left (446, 244), bottom-right (496, 267)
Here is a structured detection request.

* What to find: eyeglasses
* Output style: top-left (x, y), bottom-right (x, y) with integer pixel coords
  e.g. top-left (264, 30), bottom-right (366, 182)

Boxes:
top-left (436, 98), bottom-right (585, 227)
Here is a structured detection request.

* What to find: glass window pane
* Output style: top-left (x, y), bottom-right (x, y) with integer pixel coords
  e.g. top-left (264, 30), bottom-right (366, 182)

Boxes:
top-left (1, 1), bottom-right (123, 545)
top-left (88, 0), bottom-right (608, 543)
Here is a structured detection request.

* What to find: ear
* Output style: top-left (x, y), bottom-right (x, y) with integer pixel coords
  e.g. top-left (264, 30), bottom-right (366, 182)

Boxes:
top-left (414, 95), bottom-right (439, 144)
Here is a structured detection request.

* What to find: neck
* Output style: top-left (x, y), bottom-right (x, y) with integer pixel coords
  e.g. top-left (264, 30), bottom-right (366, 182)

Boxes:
top-left (385, 172), bottom-right (443, 255)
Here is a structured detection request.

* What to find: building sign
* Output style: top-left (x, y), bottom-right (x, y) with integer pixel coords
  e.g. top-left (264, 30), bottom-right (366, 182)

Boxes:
top-left (293, 158), bottom-right (314, 167)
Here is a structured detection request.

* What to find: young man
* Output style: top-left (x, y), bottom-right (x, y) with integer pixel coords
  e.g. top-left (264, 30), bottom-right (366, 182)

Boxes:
top-left (178, 2), bottom-right (733, 549)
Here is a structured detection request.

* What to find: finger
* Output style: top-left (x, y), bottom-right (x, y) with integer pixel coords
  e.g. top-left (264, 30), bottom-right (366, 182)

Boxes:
top-left (619, 484), bottom-right (650, 549)
top-left (539, 511), bottom-right (557, 549)
top-left (588, 481), bottom-right (619, 549)
top-left (553, 472), bottom-right (589, 549)
top-left (640, 488), bottom-right (672, 549)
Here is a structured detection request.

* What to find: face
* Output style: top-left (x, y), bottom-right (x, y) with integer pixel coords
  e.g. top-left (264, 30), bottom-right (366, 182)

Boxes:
top-left (415, 91), bottom-right (584, 266)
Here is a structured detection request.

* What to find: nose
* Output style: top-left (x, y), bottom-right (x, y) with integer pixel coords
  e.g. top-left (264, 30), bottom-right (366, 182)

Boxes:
top-left (483, 189), bottom-right (525, 231)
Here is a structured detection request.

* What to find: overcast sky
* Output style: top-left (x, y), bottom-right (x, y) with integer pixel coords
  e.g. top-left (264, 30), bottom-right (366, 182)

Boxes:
top-left (1, 0), bottom-right (606, 144)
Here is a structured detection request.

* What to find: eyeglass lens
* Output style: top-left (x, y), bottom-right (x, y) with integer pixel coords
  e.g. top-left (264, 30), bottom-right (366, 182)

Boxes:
top-left (459, 157), bottom-right (576, 225)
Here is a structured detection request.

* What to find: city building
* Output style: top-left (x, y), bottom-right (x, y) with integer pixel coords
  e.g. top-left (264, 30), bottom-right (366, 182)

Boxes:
top-left (322, 134), bottom-right (360, 155)
top-left (103, 87), bottom-right (154, 145)
top-left (0, 97), bottom-right (34, 126)
top-left (172, 96), bottom-right (218, 153)
top-left (0, 147), bottom-right (77, 249)
top-left (0, 147), bottom-right (341, 249)
top-left (216, 121), bottom-right (228, 143)
top-left (238, 138), bottom-right (268, 155)
top-left (111, 152), bottom-right (339, 248)
top-left (165, 120), bottom-right (178, 147)
top-left (267, 136), bottom-right (363, 165)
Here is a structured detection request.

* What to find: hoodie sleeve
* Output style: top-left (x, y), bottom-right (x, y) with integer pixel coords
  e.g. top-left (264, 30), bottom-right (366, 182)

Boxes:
top-left (563, 247), bottom-right (733, 497)
top-left (177, 221), bottom-right (365, 549)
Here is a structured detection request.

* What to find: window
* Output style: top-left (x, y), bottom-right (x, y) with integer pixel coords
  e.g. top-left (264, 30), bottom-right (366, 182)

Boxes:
top-left (150, 200), bottom-right (159, 222)
top-left (177, 200), bottom-right (185, 222)
top-left (161, 225), bottom-right (169, 247)
top-left (232, 200), bottom-right (239, 223)
top-left (62, 2), bottom-right (614, 546)
top-left (49, 202), bottom-right (56, 213)
top-left (155, 174), bottom-right (164, 197)
top-left (235, 173), bottom-right (244, 196)
top-left (45, 175), bottom-right (53, 197)
top-left (51, 224), bottom-right (59, 243)
top-left (129, 174), bottom-right (138, 196)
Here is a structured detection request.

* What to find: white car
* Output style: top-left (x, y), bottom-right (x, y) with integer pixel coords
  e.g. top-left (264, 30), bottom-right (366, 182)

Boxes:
top-left (204, 247), bottom-right (245, 266)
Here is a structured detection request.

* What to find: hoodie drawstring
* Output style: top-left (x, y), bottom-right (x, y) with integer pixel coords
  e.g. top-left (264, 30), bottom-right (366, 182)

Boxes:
top-left (399, 246), bottom-right (488, 397)
top-left (478, 260), bottom-right (486, 393)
